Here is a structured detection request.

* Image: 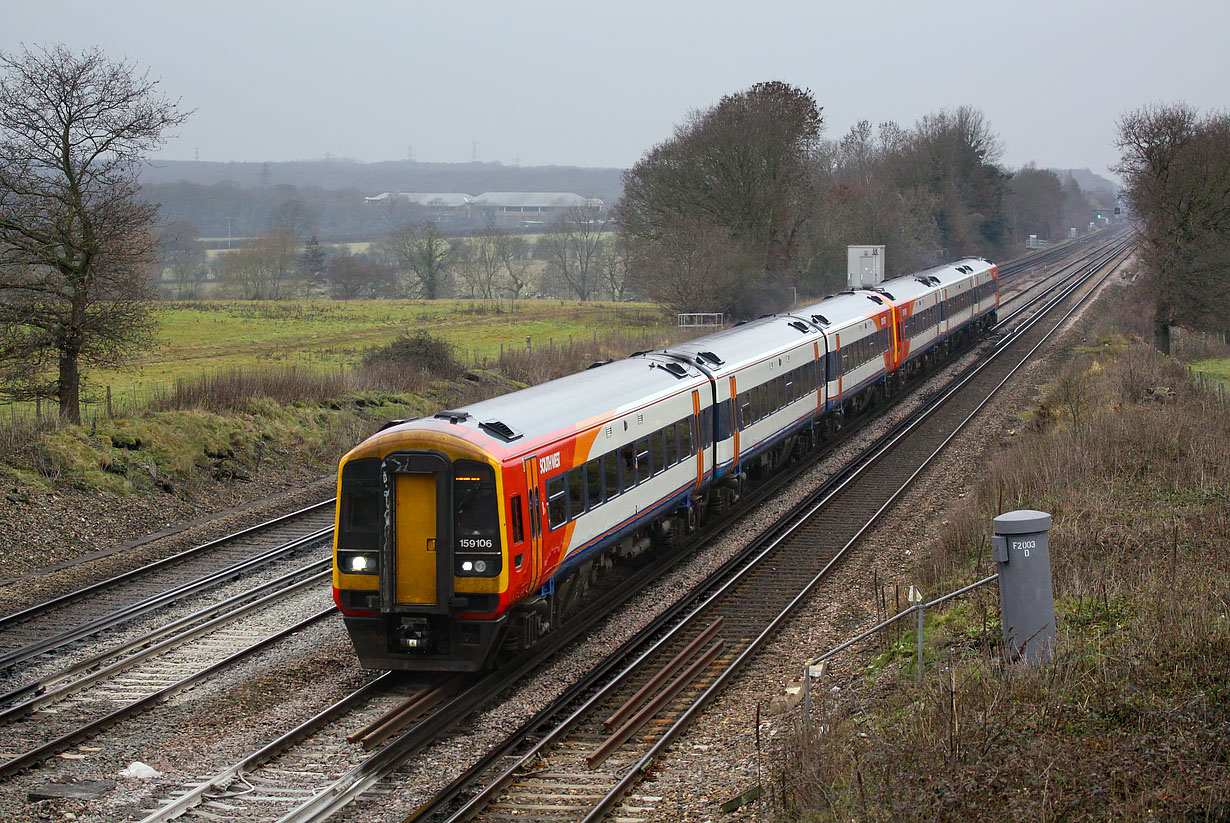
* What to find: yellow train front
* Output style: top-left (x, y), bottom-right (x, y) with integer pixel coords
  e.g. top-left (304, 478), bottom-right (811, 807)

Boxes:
top-left (331, 417), bottom-right (519, 672)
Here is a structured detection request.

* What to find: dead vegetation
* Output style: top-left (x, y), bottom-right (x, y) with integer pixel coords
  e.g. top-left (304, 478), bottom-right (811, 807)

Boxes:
top-left (771, 287), bottom-right (1230, 821)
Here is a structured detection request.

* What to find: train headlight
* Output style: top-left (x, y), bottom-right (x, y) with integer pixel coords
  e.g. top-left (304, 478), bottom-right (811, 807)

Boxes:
top-left (456, 554), bottom-right (501, 576)
top-left (339, 550), bottom-right (379, 575)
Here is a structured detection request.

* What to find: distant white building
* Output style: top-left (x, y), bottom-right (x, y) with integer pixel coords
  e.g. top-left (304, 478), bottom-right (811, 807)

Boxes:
top-left (363, 191), bottom-right (604, 228)
top-left (470, 192), bottom-right (603, 215)
top-left (363, 192), bottom-right (473, 207)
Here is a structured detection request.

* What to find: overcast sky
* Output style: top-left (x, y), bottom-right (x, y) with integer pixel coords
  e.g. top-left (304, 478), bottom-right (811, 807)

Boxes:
top-left (4, 0), bottom-right (1225, 179)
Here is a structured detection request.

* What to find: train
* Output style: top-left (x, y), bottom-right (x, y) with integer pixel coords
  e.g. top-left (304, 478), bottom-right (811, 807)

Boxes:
top-left (332, 258), bottom-right (999, 671)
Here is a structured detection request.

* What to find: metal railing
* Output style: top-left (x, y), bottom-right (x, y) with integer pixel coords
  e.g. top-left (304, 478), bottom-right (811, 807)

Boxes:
top-left (800, 573), bottom-right (1000, 728)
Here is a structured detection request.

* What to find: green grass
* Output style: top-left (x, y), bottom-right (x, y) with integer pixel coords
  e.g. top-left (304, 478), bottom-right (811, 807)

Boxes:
top-left (85, 299), bottom-right (669, 404)
top-left (1193, 356), bottom-right (1230, 382)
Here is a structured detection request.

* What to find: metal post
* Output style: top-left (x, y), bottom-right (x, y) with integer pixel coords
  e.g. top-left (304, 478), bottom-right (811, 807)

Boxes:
top-left (802, 665), bottom-right (809, 736)
top-left (916, 604), bottom-right (924, 680)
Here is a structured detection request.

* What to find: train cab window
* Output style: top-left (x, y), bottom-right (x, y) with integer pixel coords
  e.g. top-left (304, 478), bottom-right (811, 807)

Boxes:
top-left (651, 429), bottom-right (667, 475)
top-left (567, 468), bottom-right (585, 520)
top-left (509, 494), bottom-right (524, 544)
top-left (635, 438), bottom-right (651, 482)
top-left (454, 460), bottom-right (499, 540)
top-left (585, 458), bottom-right (604, 508)
top-left (339, 457), bottom-right (382, 550)
top-left (546, 475), bottom-right (567, 530)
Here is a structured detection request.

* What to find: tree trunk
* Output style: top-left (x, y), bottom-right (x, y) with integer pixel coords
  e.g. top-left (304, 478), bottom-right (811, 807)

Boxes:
top-left (1153, 321), bottom-right (1172, 356)
top-left (58, 346), bottom-right (82, 424)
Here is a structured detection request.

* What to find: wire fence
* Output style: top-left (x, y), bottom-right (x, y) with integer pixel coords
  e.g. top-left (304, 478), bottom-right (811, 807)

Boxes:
top-left (1188, 364), bottom-right (1227, 407)
top-left (800, 574), bottom-right (1000, 732)
top-left (0, 319), bottom-right (682, 431)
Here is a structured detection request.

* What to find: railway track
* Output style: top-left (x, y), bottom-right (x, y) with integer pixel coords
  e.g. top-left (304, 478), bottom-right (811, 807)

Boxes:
top-left (398, 238), bottom-right (1134, 823)
top-left (0, 501), bottom-right (335, 698)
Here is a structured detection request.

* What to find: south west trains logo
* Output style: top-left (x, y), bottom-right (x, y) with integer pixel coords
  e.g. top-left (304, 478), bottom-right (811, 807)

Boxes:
top-left (538, 453), bottom-right (561, 474)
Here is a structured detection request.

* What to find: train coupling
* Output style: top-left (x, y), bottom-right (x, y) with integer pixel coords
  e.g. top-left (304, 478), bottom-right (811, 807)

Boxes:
top-left (394, 617), bottom-right (432, 651)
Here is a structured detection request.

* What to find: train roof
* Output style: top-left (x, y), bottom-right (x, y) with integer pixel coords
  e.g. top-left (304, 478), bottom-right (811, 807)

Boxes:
top-left (414, 352), bottom-right (707, 449)
top-left (792, 291), bottom-right (888, 333)
top-left (663, 314), bottom-right (820, 373)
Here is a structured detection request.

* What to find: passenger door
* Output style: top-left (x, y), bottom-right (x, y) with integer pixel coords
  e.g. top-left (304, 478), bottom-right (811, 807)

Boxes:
top-left (522, 456), bottom-right (544, 591)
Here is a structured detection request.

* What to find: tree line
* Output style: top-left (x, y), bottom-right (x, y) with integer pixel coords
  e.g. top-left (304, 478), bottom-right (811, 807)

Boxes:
top-left (619, 82), bottom-right (1103, 317)
top-left (156, 201), bottom-right (628, 303)
top-left (1, 47), bottom-right (1111, 423)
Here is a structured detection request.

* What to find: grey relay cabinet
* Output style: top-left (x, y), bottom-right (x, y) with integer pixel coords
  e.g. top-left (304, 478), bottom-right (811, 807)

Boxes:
top-left (992, 509), bottom-right (1056, 665)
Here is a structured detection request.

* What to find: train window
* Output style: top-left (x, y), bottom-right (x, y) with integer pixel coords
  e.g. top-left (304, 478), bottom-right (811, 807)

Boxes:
top-left (651, 429), bottom-right (667, 475)
top-left (546, 476), bottom-right (567, 530)
top-left (666, 422), bottom-right (680, 466)
top-left (509, 494), bottom-right (524, 544)
top-left (710, 405), bottom-right (723, 446)
top-left (604, 451), bottom-right (621, 500)
top-left (585, 459), bottom-right (604, 508)
top-left (567, 468), bottom-right (585, 520)
top-left (635, 438), bottom-right (651, 482)
top-left (620, 444), bottom-right (636, 491)
top-left (455, 460), bottom-right (499, 541)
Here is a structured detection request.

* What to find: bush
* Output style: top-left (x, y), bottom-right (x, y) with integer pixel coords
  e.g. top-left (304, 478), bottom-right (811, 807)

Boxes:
top-left (360, 332), bottom-right (461, 379)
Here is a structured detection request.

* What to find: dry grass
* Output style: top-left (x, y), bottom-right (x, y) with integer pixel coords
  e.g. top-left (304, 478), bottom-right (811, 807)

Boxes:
top-left (772, 290), bottom-right (1230, 821)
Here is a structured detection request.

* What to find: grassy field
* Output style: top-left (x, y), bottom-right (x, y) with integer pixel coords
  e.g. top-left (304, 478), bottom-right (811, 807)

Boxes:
top-left (86, 298), bottom-right (670, 403)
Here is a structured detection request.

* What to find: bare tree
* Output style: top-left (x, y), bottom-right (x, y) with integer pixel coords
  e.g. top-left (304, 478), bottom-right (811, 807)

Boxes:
top-left (539, 202), bottom-right (606, 301)
top-left (495, 232), bottom-right (534, 299)
top-left (455, 229), bottom-right (506, 299)
top-left (380, 220), bottom-right (452, 298)
top-left (327, 250), bottom-right (392, 300)
top-left (596, 234), bottom-right (630, 301)
top-left (618, 81), bottom-right (822, 317)
top-left (1115, 103), bottom-right (1230, 352)
top-left (0, 45), bottom-right (188, 422)
top-left (158, 220), bottom-right (208, 299)
top-left (216, 230), bottom-right (301, 299)
top-left (626, 217), bottom-right (750, 315)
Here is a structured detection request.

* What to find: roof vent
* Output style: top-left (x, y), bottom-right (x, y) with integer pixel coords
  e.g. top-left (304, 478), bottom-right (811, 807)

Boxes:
top-left (811, 314), bottom-right (830, 326)
top-left (697, 350), bottom-right (725, 366)
top-left (479, 420), bottom-right (523, 441)
top-left (788, 320), bottom-right (812, 334)
top-left (377, 417), bottom-right (417, 432)
top-left (587, 359), bottom-right (613, 370)
top-left (655, 361), bottom-right (690, 378)
top-left (434, 410), bottom-right (471, 424)
top-left (865, 295), bottom-right (884, 305)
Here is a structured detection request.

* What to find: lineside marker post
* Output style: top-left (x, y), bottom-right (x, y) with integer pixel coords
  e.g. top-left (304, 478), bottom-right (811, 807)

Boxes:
top-left (992, 510), bottom-right (1056, 665)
